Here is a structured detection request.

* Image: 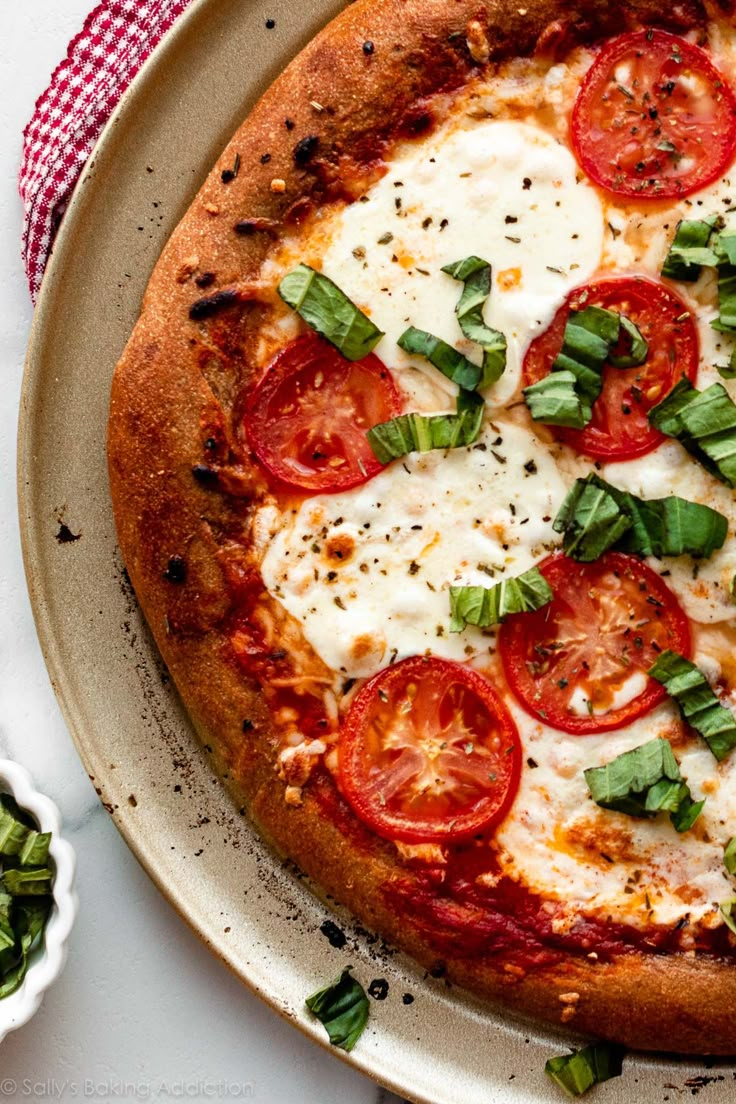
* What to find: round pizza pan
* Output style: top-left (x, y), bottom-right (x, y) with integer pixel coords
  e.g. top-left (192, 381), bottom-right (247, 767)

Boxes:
top-left (18, 0), bottom-right (736, 1099)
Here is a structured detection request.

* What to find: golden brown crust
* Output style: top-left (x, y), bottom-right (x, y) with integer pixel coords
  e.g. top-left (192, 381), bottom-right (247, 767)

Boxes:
top-left (108, 0), bottom-right (736, 1055)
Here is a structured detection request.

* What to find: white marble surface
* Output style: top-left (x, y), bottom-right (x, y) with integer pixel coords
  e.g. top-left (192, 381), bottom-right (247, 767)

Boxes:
top-left (0, 5), bottom-right (402, 1102)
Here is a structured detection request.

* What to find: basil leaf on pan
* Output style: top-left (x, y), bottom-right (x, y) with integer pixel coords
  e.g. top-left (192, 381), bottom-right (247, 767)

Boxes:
top-left (441, 256), bottom-right (507, 386)
top-left (523, 306), bottom-right (647, 429)
top-left (554, 473), bottom-right (728, 562)
top-left (305, 967), bottom-right (369, 1052)
top-left (278, 265), bottom-right (384, 360)
top-left (366, 390), bottom-right (483, 464)
top-left (661, 216), bottom-right (721, 282)
top-left (712, 229), bottom-right (736, 334)
top-left (584, 737), bottom-right (704, 832)
top-left (649, 378), bottom-right (736, 487)
top-left (545, 1043), bottom-right (625, 1098)
top-left (398, 326), bottom-right (483, 392)
top-left (648, 650), bottom-right (736, 762)
top-left (716, 348), bottom-right (736, 380)
top-left (449, 566), bottom-right (553, 632)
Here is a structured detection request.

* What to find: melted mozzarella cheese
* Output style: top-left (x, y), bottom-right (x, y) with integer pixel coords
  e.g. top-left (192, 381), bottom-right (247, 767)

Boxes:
top-left (259, 421), bottom-right (565, 677)
top-left (252, 31), bottom-right (736, 935)
top-left (306, 119), bottom-right (603, 408)
top-left (496, 697), bottom-right (736, 927)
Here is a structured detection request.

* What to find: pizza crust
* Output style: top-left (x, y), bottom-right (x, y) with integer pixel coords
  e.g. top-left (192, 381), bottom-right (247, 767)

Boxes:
top-left (108, 0), bottom-right (736, 1054)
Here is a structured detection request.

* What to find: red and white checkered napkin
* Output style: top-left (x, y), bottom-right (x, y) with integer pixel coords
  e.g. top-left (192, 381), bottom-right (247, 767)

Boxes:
top-left (19, 0), bottom-right (196, 303)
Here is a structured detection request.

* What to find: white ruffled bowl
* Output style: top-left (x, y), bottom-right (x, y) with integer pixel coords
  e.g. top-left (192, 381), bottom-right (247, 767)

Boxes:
top-left (0, 760), bottom-right (77, 1043)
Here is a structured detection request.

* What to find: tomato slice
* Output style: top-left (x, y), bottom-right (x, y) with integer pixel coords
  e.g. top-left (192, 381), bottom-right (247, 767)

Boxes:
top-left (522, 276), bottom-right (698, 461)
top-left (572, 30), bottom-right (736, 199)
top-left (339, 656), bottom-right (521, 843)
top-left (245, 333), bottom-right (401, 493)
top-left (498, 552), bottom-right (691, 735)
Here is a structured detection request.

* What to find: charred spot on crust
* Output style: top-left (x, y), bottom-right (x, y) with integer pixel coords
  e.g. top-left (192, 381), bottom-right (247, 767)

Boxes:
top-left (194, 271), bottom-right (216, 289)
top-left (399, 107), bottom-right (434, 139)
top-left (191, 464), bottom-right (220, 488)
top-left (320, 919), bottom-right (347, 948)
top-left (294, 135), bottom-right (319, 165)
top-left (362, 40), bottom-right (375, 55)
top-left (163, 555), bottom-right (187, 584)
top-left (189, 288), bottom-right (238, 320)
top-left (368, 978), bottom-right (389, 1000)
top-left (234, 217), bottom-right (279, 237)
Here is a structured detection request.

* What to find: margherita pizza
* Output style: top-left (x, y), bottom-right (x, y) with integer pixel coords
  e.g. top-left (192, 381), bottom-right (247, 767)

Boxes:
top-left (108, 0), bottom-right (736, 1062)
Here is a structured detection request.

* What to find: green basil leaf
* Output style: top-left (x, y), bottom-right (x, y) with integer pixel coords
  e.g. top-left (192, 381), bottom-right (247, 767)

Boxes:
top-left (398, 325), bottom-right (482, 392)
top-left (0, 889), bottom-right (14, 953)
top-left (0, 800), bottom-right (32, 858)
top-left (716, 347), bottom-right (736, 380)
top-left (661, 216), bottom-right (721, 281)
top-left (724, 836), bottom-right (736, 876)
top-left (305, 967), bottom-right (369, 1052)
top-left (607, 314), bottom-right (648, 369)
top-left (648, 650), bottom-right (736, 762)
top-left (0, 930), bottom-right (33, 1000)
top-left (367, 390), bottom-right (483, 463)
top-left (649, 378), bottom-right (736, 487)
top-left (545, 1043), bottom-right (625, 1098)
top-left (441, 256), bottom-right (507, 387)
top-left (2, 867), bottom-right (53, 897)
top-left (555, 473), bottom-right (728, 561)
top-left (18, 831), bottom-right (51, 868)
top-left (522, 370), bottom-right (591, 428)
top-left (552, 478), bottom-right (632, 561)
top-left (449, 566), bottom-right (553, 631)
top-left (720, 898), bottom-right (736, 935)
top-left (584, 737), bottom-right (704, 832)
top-left (524, 306), bottom-right (646, 429)
top-left (278, 265), bottom-right (384, 360)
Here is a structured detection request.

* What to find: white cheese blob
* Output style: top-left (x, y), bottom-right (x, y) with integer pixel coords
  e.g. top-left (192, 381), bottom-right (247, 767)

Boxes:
top-left (316, 119), bottom-right (604, 407)
top-left (497, 697), bottom-right (736, 928)
top-left (259, 421), bottom-right (565, 678)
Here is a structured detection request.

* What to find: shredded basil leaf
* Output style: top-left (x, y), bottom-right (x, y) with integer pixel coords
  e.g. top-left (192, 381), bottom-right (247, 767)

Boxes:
top-left (720, 898), bottom-right (736, 935)
top-left (724, 837), bottom-right (736, 876)
top-left (584, 737), bottom-right (704, 832)
top-left (608, 314), bottom-right (648, 369)
top-left (661, 216), bottom-right (721, 282)
top-left (717, 347), bottom-right (736, 379)
top-left (398, 326), bottom-right (483, 391)
top-left (2, 867), bottom-right (53, 897)
top-left (545, 1043), bottom-right (625, 1098)
top-left (649, 650), bottom-right (736, 762)
top-left (366, 390), bottom-right (483, 464)
top-left (278, 264), bottom-right (384, 360)
top-left (553, 477), bottom-right (632, 561)
top-left (449, 566), bottom-right (553, 632)
top-left (554, 473), bottom-right (728, 562)
top-left (524, 307), bottom-right (647, 429)
top-left (305, 967), bottom-right (369, 1052)
top-left (441, 256), bottom-right (507, 386)
top-left (0, 794), bottom-right (55, 1000)
top-left (649, 378), bottom-right (736, 487)
top-left (522, 370), bottom-right (589, 428)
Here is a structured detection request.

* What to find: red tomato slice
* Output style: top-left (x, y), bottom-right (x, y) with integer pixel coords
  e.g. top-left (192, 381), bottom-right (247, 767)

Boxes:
top-left (522, 276), bottom-right (698, 461)
top-left (245, 333), bottom-right (401, 493)
top-left (572, 30), bottom-right (736, 199)
top-left (498, 552), bottom-right (691, 735)
top-left (339, 656), bottom-right (521, 844)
